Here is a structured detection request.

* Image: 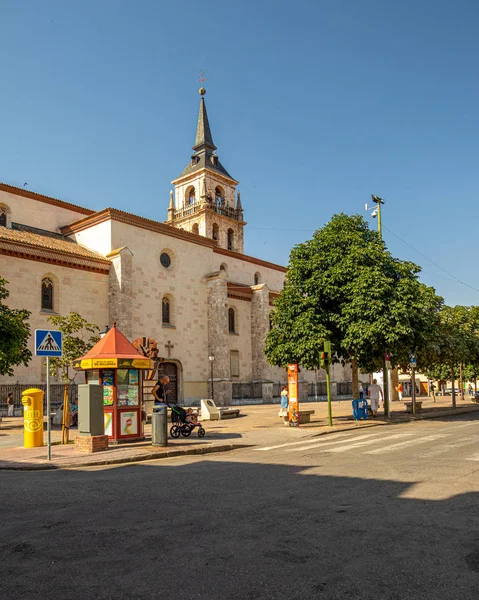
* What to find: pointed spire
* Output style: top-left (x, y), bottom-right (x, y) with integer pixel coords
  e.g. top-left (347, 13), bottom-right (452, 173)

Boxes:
top-left (168, 190), bottom-right (175, 221)
top-left (193, 89), bottom-right (216, 152)
top-left (236, 190), bottom-right (243, 212)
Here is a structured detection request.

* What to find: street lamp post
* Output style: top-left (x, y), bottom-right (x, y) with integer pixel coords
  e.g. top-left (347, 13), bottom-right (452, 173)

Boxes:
top-left (100, 325), bottom-right (110, 339)
top-left (209, 355), bottom-right (215, 401)
top-left (365, 194), bottom-right (390, 417)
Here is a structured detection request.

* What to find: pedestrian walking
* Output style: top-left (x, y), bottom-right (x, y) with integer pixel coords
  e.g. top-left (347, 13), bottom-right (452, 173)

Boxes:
top-left (359, 384), bottom-right (364, 400)
top-left (397, 383), bottom-right (403, 402)
top-left (6, 392), bottom-right (14, 417)
top-left (279, 386), bottom-right (288, 421)
top-left (368, 379), bottom-right (384, 418)
top-left (430, 382), bottom-right (436, 402)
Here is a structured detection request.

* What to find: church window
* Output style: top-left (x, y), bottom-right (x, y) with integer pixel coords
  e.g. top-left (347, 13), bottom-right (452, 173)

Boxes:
top-left (254, 272), bottom-right (261, 285)
top-left (192, 223), bottom-right (199, 235)
top-left (230, 351), bottom-right (240, 377)
top-left (160, 252), bottom-right (171, 268)
top-left (212, 223), bottom-right (219, 241)
top-left (215, 187), bottom-right (224, 207)
top-left (186, 187), bottom-right (196, 205)
top-left (227, 229), bottom-right (234, 251)
top-left (228, 307), bottom-right (236, 334)
top-left (41, 278), bottom-right (54, 311)
top-left (0, 211), bottom-right (6, 227)
top-left (162, 297), bottom-right (171, 325)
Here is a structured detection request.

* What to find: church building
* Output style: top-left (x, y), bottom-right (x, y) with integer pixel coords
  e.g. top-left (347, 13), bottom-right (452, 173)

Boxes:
top-left (0, 89), bottom-right (351, 404)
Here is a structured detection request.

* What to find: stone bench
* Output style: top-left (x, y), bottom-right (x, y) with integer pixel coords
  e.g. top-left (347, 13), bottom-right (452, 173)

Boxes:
top-left (282, 409), bottom-right (315, 425)
top-left (200, 399), bottom-right (240, 421)
top-left (404, 401), bottom-right (422, 413)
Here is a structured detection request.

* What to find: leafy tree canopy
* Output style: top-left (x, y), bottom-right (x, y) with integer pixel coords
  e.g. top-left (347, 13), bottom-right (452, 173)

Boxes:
top-left (265, 213), bottom-right (442, 372)
top-left (47, 312), bottom-right (99, 383)
top-left (0, 278), bottom-right (32, 376)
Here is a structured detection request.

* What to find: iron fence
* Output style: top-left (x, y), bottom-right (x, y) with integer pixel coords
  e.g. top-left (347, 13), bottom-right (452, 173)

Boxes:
top-left (0, 383), bottom-right (78, 411)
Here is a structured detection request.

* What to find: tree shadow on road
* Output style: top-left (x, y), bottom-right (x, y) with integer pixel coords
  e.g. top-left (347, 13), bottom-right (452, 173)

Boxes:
top-left (1, 454), bottom-right (479, 600)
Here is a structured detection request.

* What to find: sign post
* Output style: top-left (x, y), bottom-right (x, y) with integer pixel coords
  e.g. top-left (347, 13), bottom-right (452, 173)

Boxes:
top-left (287, 364), bottom-right (299, 427)
top-left (320, 341), bottom-right (332, 427)
top-left (410, 354), bottom-right (417, 415)
top-left (35, 329), bottom-right (63, 460)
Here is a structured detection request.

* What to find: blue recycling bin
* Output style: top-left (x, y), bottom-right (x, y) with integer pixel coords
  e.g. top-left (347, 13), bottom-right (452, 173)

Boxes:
top-left (352, 399), bottom-right (368, 421)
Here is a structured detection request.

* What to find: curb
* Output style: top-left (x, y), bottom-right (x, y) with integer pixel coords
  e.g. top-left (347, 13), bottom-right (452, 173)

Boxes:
top-left (0, 443), bottom-right (250, 471)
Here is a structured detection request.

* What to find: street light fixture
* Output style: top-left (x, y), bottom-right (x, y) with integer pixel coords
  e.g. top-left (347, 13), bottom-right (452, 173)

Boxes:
top-left (365, 194), bottom-right (385, 236)
top-left (209, 355), bottom-right (215, 401)
top-left (100, 325), bottom-right (110, 339)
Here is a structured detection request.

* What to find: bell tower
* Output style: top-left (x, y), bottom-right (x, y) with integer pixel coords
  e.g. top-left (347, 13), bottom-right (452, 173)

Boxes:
top-left (167, 88), bottom-right (245, 253)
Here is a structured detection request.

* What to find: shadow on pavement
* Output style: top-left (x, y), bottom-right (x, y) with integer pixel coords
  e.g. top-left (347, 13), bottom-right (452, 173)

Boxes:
top-left (1, 456), bottom-right (478, 600)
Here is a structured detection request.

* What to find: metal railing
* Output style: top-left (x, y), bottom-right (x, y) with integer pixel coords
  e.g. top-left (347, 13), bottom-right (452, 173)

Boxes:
top-left (0, 383), bottom-right (78, 412)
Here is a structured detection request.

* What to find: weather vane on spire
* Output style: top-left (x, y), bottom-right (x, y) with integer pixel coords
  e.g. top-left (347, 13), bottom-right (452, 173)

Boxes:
top-left (198, 70), bottom-right (207, 95)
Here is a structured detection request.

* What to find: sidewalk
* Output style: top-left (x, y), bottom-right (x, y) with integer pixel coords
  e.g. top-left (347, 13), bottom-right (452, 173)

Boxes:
top-left (1, 395), bottom-right (477, 470)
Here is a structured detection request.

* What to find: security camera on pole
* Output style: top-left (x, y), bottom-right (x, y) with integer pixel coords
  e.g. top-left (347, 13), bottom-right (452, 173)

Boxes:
top-left (365, 194), bottom-right (390, 417)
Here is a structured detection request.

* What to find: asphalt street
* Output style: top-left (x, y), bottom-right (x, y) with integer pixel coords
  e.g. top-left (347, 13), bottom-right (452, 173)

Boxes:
top-left (1, 413), bottom-right (479, 600)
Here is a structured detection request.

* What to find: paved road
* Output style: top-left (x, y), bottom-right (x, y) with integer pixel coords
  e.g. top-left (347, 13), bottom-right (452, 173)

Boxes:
top-left (1, 414), bottom-right (479, 599)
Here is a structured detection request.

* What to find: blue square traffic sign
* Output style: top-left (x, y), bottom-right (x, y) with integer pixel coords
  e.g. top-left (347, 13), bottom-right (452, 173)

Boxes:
top-left (35, 329), bottom-right (63, 357)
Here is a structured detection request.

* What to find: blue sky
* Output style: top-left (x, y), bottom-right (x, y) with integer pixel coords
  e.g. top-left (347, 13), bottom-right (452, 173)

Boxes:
top-left (1, 0), bottom-right (478, 305)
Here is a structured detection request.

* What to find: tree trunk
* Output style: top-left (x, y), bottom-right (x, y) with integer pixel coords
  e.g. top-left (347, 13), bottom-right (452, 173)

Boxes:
top-left (390, 368), bottom-right (399, 402)
top-left (351, 355), bottom-right (359, 399)
top-left (459, 363), bottom-right (465, 402)
top-left (451, 366), bottom-right (456, 409)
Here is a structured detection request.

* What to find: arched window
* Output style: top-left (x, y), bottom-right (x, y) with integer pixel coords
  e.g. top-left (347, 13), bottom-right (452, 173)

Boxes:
top-left (215, 186), bottom-right (224, 207)
top-left (228, 307), bottom-right (236, 333)
top-left (192, 223), bottom-right (199, 235)
top-left (41, 278), bottom-right (54, 311)
top-left (254, 272), bottom-right (261, 285)
top-left (0, 210), bottom-right (6, 227)
top-left (186, 187), bottom-right (196, 205)
top-left (212, 223), bottom-right (219, 241)
top-left (162, 297), bottom-right (171, 325)
top-left (220, 263), bottom-right (227, 272)
top-left (227, 229), bottom-right (234, 251)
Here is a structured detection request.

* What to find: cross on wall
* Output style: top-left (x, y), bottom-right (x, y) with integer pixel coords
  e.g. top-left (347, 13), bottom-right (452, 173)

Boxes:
top-left (165, 340), bottom-right (174, 358)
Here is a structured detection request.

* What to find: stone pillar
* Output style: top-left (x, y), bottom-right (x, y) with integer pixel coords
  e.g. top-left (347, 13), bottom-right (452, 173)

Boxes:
top-left (107, 247), bottom-right (133, 339)
top-left (251, 284), bottom-right (271, 381)
top-left (206, 271), bottom-right (232, 406)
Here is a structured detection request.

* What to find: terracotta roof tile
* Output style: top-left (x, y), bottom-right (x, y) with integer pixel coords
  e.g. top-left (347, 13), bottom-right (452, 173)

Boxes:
top-left (0, 226), bottom-right (110, 266)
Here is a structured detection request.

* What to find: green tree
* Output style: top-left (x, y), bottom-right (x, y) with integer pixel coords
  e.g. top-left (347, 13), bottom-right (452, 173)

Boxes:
top-left (0, 277), bottom-right (32, 376)
top-left (47, 312), bottom-right (100, 382)
top-left (265, 214), bottom-right (441, 406)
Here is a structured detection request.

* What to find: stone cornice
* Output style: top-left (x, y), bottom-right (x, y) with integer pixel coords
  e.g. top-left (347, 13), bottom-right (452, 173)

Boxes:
top-left (171, 167), bottom-right (239, 187)
top-left (61, 208), bottom-right (218, 249)
top-left (0, 182), bottom-right (93, 215)
top-left (214, 247), bottom-right (287, 273)
top-left (0, 239), bottom-right (111, 274)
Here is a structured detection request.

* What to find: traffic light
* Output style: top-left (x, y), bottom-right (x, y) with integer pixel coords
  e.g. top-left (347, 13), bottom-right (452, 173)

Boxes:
top-left (320, 351), bottom-right (329, 368)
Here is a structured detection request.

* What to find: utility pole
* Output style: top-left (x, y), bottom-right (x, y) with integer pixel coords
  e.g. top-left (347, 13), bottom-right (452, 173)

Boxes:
top-left (370, 194), bottom-right (389, 414)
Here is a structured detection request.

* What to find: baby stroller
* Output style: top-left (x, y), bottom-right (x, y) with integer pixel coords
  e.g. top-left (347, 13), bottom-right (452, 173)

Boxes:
top-left (169, 403), bottom-right (205, 439)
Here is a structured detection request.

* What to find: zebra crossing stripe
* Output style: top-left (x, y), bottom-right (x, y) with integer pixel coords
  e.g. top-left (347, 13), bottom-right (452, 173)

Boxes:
top-left (328, 432), bottom-right (414, 453)
top-left (288, 432), bottom-right (393, 453)
top-left (365, 433), bottom-right (450, 455)
top-left (420, 436), bottom-right (479, 458)
top-left (256, 431), bottom-right (355, 452)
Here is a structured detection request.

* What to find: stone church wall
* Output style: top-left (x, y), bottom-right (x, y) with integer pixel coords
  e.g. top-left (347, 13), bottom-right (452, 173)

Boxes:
top-left (0, 255), bottom-right (108, 383)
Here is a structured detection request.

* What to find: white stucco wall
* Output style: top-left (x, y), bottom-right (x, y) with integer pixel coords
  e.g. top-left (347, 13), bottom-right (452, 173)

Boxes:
top-left (0, 189), bottom-right (89, 233)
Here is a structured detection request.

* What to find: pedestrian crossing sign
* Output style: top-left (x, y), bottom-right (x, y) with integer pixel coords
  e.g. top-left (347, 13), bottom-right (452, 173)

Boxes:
top-left (35, 329), bottom-right (63, 357)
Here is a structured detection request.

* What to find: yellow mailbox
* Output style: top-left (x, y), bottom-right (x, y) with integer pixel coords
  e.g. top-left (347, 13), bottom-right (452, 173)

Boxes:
top-left (21, 388), bottom-right (44, 448)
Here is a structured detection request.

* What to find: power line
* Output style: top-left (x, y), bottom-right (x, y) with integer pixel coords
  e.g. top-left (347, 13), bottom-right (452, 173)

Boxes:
top-left (383, 224), bottom-right (479, 294)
